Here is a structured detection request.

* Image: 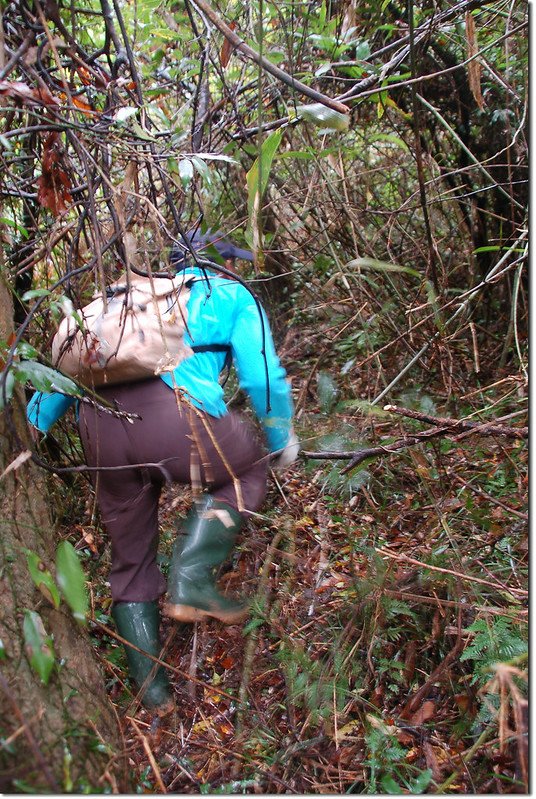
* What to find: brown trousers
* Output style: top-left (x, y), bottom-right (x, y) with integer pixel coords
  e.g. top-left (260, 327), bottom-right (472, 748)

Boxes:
top-left (78, 378), bottom-right (267, 602)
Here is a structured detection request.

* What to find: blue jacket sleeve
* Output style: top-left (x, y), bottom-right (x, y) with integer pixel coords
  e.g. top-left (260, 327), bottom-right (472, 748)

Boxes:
top-left (27, 391), bottom-right (76, 433)
top-left (230, 292), bottom-right (294, 453)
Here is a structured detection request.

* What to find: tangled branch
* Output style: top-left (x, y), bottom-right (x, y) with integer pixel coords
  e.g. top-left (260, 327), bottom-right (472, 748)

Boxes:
top-left (302, 405), bottom-right (527, 474)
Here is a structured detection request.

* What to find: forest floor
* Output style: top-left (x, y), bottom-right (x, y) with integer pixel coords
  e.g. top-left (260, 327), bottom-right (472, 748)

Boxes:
top-left (74, 324), bottom-right (528, 795)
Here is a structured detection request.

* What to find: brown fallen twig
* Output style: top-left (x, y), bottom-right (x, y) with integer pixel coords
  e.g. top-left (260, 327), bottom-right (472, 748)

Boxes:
top-left (382, 588), bottom-right (528, 617)
top-left (128, 717), bottom-right (297, 793)
top-left (383, 404), bottom-right (528, 439)
top-left (301, 408), bottom-right (527, 473)
top-left (128, 717), bottom-right (167, 793)
top-left (399, 616), bottom-right (464, 719)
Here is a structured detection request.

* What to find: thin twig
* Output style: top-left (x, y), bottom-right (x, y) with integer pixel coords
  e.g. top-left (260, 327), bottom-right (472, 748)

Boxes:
top-left (450, 473), bottom-right (527, 521)
top-left (127, 717), bottom-right (296, 792)
top-left (434, 727), bottom-right (493, 793)
top-left (399, 611), bottom-right (464, 719)
top-left (382, 588), bottom-right (527, 617)
top-left (376, 549), bottom-right (527, 597)
top-left (92, 618), bottom-right (239, 702)
top-left (383, 404), bottom-right (527, 438)
top-left (128, 717), bottom-right (167, 793)
top-left (0, 671), bottom-right (60, 791)
top-left (301, 413), bottom-right (526, 474)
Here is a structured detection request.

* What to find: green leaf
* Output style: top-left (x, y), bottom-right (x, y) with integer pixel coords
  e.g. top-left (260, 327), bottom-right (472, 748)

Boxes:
top-left (317, 371), bottom-right (339, 413)
top-left (190, 156), bottom-right (211, 184)
top-left (56, 541), bottom-right (88, 624)
top-left (114, 106), bottom-right (138, 123)
top-left (242, 617), bottom-right (265, 635)
top-left (21, 288), bottom-right (51, 301)
top-left (179, 158), bottom-right (194, 186)
top-left (409, 769), bottom-right (433, 794)
top-left (0, 637), bottom-right (6, 660)
top-left (370, 133), bottom-right (410, 151)
top-left (425, 279), bottom-right (445, 334)
top-left (131, 120), bottom-right (156, 141)
top-left (346, 257), bottom-right (421, 279)
top-left (265, 50), bottom-right (286, 65)
top-left (295, 103), bottom-right (350, 132)
top-left (380, 775), bottom-right (403, 794)
top-left (13, 780), bottom-right (49, 793)
top-left (23, 610), bottom-right (55, 684)
top-left (24, 549), bottom-right (61, 608)
top-left (472, 245), bottom-right (524, 254)
top-left (0, 217), bottom-right (28, 237)
top-left (246, 129), bottom-right (283, 249)
top-left (11, 361), bottom-right (82, 396)
top-left (276, 149), bottom-right (317, 160)
top-left (0, 134), bottom-right (12, 152)
top-left (0, 370), bottom-right (15, 410)
top-left (318, 0), bottom-right (327, 28)
top-left (15, 341), bottom-right (39, 359)
top-left (246, 130), bottom-right (282, 219)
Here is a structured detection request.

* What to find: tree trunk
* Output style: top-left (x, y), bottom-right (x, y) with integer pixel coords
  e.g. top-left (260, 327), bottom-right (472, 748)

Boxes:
top-left (0, 269), bottom-right (128, 792)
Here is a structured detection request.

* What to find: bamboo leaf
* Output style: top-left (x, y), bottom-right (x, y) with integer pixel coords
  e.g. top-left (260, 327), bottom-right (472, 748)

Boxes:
top-left (465, 12), bottom-right (484, 110)
top-left (0, 450), bottom-right (32, 481)
top-left (114, 106), bottom-right (138, 122)
top-left (295, 103), bottom-right (350, 131)
top-left (131, 120), bottom-right (156, 141)
top-left (0, 216), bottom-right (28, 237)
top-left (56, 541), bottom-right (88, 624)
top-left (246, 129), bottom-right (282, 251)
top-left (23, 610), bottom-right (55, 684)
top-left (179, 158), bottom-right (194, 186)
top-left (190, 153), bottom-right (238, 163)
top-left (345, 257), bottom-right (422, 279)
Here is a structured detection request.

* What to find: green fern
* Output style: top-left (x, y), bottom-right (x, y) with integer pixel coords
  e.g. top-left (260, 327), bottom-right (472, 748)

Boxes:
top-left (461, 617), bottom-right (527, 682)
top-left (364, 723), bottom-right (432, 794)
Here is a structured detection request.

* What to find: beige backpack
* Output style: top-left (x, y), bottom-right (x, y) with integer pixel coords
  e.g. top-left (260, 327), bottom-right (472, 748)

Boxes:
top-left (51, 275), bottom-right (193, 387)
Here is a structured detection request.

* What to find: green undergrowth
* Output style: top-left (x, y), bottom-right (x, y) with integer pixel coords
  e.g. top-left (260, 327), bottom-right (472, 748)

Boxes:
top-left (50, 378), bottom-right (527, 794)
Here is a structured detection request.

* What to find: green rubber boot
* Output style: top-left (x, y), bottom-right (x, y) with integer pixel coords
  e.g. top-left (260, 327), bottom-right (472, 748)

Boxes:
top-left (111, 601), bottom-right (173, 714)
top-left (163, 496), bottom-right (249, 624)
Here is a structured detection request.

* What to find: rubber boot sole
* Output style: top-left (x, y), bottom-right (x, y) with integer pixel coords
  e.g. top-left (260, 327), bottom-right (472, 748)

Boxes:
top-left (163, 601), bottom-right (249, 625)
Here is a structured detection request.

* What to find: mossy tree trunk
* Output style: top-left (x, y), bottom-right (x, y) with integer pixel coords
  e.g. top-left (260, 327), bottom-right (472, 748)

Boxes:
top-left (0, 270), bottom-right (128, 792)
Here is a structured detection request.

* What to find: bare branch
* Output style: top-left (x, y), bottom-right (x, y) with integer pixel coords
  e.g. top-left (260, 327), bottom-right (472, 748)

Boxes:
top-left (302, 409), bottom-right (527, 474)
top-left (188, 0), bottom-right (350, 115)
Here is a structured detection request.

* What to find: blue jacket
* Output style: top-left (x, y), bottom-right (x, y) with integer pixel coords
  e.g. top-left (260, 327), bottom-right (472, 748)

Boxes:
top-left (27, 268), bottom-right (294, 452)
